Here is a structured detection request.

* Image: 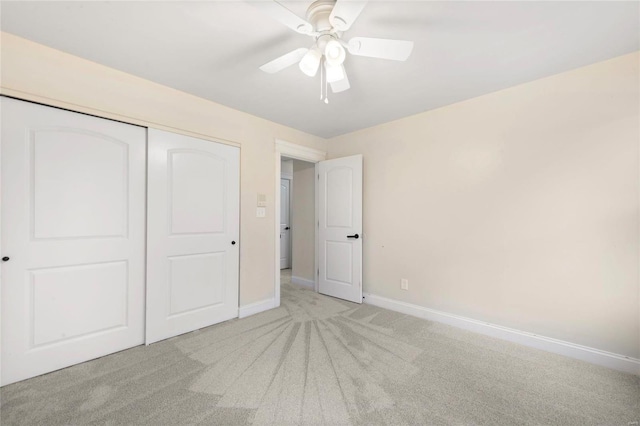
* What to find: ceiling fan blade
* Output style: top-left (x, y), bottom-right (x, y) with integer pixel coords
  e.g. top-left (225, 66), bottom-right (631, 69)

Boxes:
top-left (330, 65), bottom-right (350, 93)
top-left (259, 48), bottom-right (309, 73)
top-left (348, 37), bottom-right (414, 61)
top-left (250, 1), bottom-right (314, 35)
top-left (329, 0), bottom-right (368, 31)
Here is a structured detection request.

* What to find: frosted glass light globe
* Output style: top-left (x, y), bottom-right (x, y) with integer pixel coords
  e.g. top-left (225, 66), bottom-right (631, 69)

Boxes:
top-left (324, 39), bottom-right (346, 66)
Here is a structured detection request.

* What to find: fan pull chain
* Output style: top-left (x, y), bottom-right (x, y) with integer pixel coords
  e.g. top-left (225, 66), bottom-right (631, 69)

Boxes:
top-left (323, 60), bottom-right (329, 104)
top-left (324, 77), bottom-right (329, 104)
top-left (319, 60), bottom-right (323, 100)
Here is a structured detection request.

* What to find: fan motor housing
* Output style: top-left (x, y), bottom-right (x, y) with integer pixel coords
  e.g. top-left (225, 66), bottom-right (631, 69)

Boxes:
top-left (306, 0), bottom-right (336, 32)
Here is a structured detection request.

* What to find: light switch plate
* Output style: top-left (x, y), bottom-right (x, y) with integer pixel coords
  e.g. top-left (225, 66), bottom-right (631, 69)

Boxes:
top-left (257, 193), bottom-right (267, 207)
top-left (401, 279), bottom-right (409, 290)
top-left (256, 207), bottom-right (266, 218)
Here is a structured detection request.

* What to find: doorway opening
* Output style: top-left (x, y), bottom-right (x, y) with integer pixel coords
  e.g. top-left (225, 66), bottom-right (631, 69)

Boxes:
top-left (280, 157), bottom-right (316, 294)
top-left (274, 140), bottom-right (326, 308)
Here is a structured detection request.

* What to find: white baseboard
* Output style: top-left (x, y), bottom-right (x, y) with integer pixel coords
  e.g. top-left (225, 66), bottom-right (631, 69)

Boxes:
top-left (291, 276), bottom-right (315, 289)
top-left (363, 292), bottom-right (640, 376)
top-left (238, 297), bottom-right (276, 319)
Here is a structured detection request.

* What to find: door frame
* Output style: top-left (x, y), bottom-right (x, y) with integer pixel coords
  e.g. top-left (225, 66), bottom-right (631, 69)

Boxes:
top-left (274, 139), bottom-right (326, 307)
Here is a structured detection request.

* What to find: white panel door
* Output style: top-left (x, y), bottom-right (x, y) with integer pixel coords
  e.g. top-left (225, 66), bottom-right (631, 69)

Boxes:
top-left (280, 178), bottom-right (291, 269)
top-left (0, 98), bottom-right (146, 386)
top-left (146, 129), bottom-right (239, 345)
top-left (317, 155), bottom-right (363, 303)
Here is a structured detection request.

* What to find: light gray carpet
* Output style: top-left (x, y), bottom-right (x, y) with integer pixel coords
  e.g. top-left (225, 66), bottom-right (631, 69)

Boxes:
top-left (1, 270), bottom-right (639, 425)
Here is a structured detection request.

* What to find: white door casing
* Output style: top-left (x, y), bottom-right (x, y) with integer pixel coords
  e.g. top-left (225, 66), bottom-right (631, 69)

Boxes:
top-left (0, 98), bottom-right (147, 386)
top-left (274, 140), bottom-right (326, 307)
top-left (317, 154), bottom-right (363, 303)
top-left (146, 129), bottom-right (239, 345)
top-left (280, 178), bottom-right (291, 269)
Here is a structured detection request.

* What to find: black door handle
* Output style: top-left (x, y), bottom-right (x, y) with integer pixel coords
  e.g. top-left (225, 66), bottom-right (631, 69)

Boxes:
top-left (2, 256), bottom-right (9, 262)
top-left (231, 241), bottom-right (236, 245)
top-left (347, 234), bottom-right (359, 239)
top-left (285, 227), bottom-right (290, 230)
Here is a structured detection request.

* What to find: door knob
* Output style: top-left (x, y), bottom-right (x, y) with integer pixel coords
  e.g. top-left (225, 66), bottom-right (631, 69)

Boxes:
top-left (346, 234), bottom-right (359, 239)
top-left (285, 227), bottom-right (290, 230)
top-left (2, 256), bottom-right (9, 262)
top-left (231, 241), bottom-right (236, 245)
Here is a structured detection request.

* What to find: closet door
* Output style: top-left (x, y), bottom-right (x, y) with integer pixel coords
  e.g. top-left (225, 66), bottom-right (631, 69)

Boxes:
top-left (0, 98), bottom-right (146, 386)
top-left (146, 129), bottom-right (239, 344)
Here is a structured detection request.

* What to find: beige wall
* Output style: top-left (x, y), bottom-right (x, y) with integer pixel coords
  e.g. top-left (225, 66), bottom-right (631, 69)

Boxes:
top-left (328, 52), bottom-right (640, 358)
top-left (291, 160), bottom-right (316, 281)
top-left (0, 32), bottom-right (327, 306)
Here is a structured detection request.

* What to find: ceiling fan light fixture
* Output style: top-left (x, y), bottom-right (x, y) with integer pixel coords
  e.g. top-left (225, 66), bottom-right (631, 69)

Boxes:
top-left (299, 48), bottom-right (322, 77)
top-left (325, 62), bottom-right (345, 83)
top-left (254, 0), bottom-right (415, 99)
top-left (324, 39), bottom-right (346, 66)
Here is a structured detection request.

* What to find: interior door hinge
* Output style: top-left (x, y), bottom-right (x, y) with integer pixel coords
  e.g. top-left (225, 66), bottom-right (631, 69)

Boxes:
top-left (317, 174), bottom-right (320, 180)
top-left (317, 268), bottom-right (319, 276)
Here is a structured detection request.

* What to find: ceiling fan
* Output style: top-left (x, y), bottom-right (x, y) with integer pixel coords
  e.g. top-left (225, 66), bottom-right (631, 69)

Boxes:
top-left (252, 0), bottom-right (414, 102)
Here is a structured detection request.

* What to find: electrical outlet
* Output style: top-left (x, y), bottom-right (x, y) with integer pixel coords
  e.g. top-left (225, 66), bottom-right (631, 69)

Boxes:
top-left (401, 279), bottom-right (409, 290)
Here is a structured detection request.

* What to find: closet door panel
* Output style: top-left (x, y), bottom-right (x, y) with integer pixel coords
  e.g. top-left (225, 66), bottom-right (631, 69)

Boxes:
top-left (146, 129), bottom-right (239, 344)
top-left (1, 98), bottom-right (146, 386)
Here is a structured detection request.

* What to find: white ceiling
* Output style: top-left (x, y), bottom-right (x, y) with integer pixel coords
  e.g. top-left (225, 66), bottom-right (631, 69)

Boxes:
top-left (1, 1), bottom-right (638, 138)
